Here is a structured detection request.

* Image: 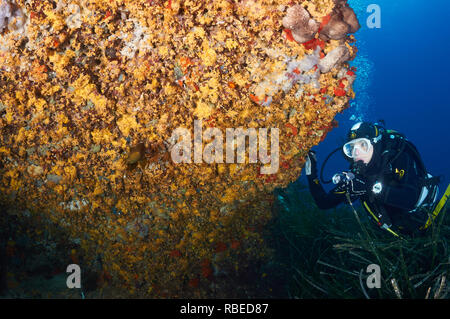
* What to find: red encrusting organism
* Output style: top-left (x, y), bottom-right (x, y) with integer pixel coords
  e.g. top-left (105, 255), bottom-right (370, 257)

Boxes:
top-left (284, 29), bottom-right (295, 41)
top-left (334, 88), bottom-right (347, 97)
top-left (201, 259), bottom-right (213, 279)
top-left (285, 123), bottom-right (298, 136)
top-left (302, 38), bottom-right (325, 50)
top-left (318, 14), bottom-right (332, 33)
top-left (215, 242), bottom-right (227, 253)
top-left (169, 249), bottom-right (182, 257)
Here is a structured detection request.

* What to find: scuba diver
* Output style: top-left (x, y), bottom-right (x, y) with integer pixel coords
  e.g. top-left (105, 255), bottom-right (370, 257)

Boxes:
top-left (305, 121), bottom-right (449, 237)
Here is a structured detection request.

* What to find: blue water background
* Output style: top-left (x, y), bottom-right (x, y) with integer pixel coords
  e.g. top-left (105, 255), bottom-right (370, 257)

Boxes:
top-left (298, 0), bottom-right (450, 193)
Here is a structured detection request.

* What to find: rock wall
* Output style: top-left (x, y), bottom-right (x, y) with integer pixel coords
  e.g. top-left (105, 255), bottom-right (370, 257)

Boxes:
top-left (0, 0), bottom-right (359, 297)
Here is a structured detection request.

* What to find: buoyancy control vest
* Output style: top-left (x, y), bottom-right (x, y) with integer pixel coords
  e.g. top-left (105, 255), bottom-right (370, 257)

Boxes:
top-left (376, 129), bottom-right (441, 213)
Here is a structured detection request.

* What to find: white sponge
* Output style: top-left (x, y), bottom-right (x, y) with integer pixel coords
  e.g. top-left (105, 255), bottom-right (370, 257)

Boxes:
top-left (0, 0), bottom-right (12, 32)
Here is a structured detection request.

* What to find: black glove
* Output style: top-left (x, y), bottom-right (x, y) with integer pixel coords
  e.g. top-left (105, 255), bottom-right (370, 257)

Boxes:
top-left (305, 151), bottom-right (318, 178)
top-left (350, 160), bottom-right (368, 175)
top-left (344, 174), bottom-right (370, 196)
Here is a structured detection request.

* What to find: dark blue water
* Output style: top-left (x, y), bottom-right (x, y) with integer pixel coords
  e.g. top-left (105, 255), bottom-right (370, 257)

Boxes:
top-left (299, 0), bottom-right (450, 193)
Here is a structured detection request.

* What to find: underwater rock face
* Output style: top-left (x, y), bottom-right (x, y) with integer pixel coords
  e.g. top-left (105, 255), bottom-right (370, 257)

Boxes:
top-left (0, 0), bottom-right (359, 297)
top-left (318, 45), bottom-right (351, 73)
top-left (0, 0), bottom-right (26, 34)
top-left (0, 1), bottom-right (12, 32)
top-left (319, 0), bottom-right (360, 41)
top-left (282, 4), bottom-right (319, 43)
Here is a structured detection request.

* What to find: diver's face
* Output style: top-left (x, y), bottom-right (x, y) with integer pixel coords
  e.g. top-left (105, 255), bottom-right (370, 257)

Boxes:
top-left (343, 138), bottom-right (374, 165)
top-left (353, 143), bottom-right (374, 164)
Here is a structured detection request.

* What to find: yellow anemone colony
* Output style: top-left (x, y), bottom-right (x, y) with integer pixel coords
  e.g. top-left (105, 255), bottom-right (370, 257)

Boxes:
top-left (0, 0), bottom-right (358, 297)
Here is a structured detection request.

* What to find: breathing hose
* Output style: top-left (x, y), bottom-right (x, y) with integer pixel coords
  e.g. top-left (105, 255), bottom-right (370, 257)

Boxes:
top-left (320, 146), bottom-right (343, 184)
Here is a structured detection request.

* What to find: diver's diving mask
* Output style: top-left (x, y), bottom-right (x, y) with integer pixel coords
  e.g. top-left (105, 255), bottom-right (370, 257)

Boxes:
top-left (343, 138), bottom-right (373, 159)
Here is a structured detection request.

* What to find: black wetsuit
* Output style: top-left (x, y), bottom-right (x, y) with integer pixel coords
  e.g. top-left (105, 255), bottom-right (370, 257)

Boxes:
top-left (307, 146), bottom-right (429, 235)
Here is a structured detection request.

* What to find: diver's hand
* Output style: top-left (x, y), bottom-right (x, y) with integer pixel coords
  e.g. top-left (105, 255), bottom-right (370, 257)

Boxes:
top-left (344, 174), bottom-right (369, 196)
top-left (305, 151), bottom-right (317, 176)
